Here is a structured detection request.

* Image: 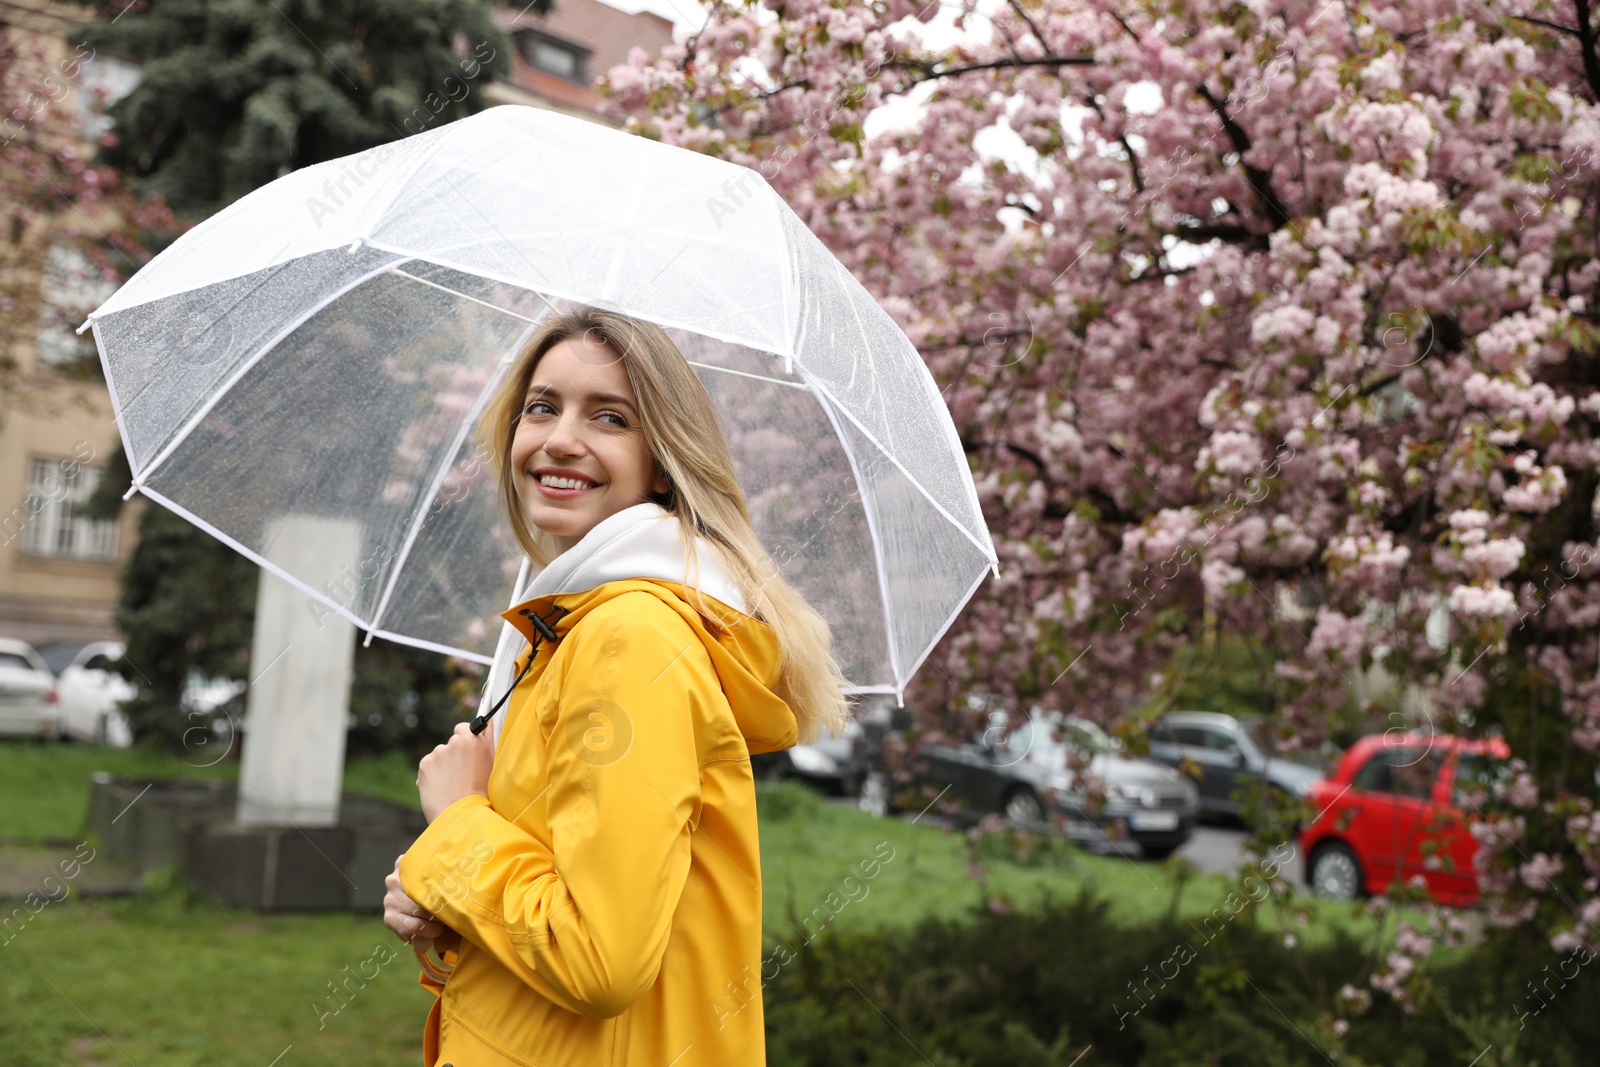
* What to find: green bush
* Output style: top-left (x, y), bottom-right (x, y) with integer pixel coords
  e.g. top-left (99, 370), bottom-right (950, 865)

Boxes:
top-left (761, 886), bottom-right (1599, 1066)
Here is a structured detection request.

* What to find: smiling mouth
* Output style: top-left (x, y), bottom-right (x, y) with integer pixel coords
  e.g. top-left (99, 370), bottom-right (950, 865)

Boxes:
top-left (534, 472), bottom-right (599, 490)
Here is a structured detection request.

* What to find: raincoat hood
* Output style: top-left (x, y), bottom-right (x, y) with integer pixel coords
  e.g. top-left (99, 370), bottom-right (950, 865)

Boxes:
top-left (492, 501), bottom-right (798, 756)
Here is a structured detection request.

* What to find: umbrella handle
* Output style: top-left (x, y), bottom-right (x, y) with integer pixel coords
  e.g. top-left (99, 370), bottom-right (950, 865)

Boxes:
top-left (412, 938), bottom-right (455, 985)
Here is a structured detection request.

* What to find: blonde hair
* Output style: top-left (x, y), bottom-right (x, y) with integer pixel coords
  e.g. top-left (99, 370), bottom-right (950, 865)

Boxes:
top-left (480, 306), bottom-right (852, 746)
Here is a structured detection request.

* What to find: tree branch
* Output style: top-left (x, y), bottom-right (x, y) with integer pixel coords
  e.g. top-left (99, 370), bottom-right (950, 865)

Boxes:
top-left (1571, 0), bottom-right (1600, 103)
top-left (1508, 14), bottom-right (1584, 40)
top-left (1007, 0), bottom-right (1052, 54)
top-left (1171, 219), bottom-right (1271, 250)
top-left (881, 53), bottom-right (1095, 85)
top-left (1194, 83), bottom-right (1294, 232)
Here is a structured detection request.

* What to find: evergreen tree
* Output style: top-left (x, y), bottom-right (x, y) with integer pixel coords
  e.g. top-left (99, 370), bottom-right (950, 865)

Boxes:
top-left (73, 0), bottom-right (521, 216)
top-left (77, 0), bottom-right (525, 753)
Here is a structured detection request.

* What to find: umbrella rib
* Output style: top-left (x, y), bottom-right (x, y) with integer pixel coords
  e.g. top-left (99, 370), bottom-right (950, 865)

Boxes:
top-left (366, 627), bottom-right (495, 666)
top-left (364, 239), bottom-right (798, 360)
top-left (813, 388), bottom-right (904, 695)
top-left (828, 253), bottom-right (903, 479)
top-left (137, 484), bottom-right (375, 635)
top-left (107, 250), bottom-right (298, 419)
top-left (802, 370), bottom-right (999, 567)
top-left (391, 267), bottom-right (810, 391)
top-left (687, 361), bottom-right (810, 390)
top-left (356, 120), bottom-right (460, 247)
top-left (126, 257), bottom-right (407, 497)
top-left (360, 337), bottom-right (528, 649)
top-left (896, 559), bottom-right (997, 704)
top-left (91, 318), bottom-right (143, 474)
top-left (389, 267), bottom-right (560, 321)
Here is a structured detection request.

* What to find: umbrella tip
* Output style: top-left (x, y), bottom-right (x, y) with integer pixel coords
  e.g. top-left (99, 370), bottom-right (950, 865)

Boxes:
top-left (75, 317), bottom-right (93, 336)
top-left (346, 239), bottom-right (365, 254)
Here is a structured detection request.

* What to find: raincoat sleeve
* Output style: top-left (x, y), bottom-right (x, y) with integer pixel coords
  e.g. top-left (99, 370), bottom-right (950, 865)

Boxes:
top-left (398, 596), bottom-right (705, 1019)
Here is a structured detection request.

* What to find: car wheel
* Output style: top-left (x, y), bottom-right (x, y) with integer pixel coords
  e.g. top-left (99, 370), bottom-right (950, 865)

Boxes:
top-left (1002, 788), bottom-right (1044, 827)
top-left (1309, 842), bottom-right (1365, 901)
top-left (857, 770), bottom-right (892, 817)
top-left (1142, 844), bottom-right (1180, 861)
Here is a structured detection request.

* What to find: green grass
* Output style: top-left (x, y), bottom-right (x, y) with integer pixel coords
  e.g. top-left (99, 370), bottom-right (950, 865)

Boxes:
top-left (0, 740), bottom-right (240, 843)
top-left (0, 741), bottom-right (422, 843)
top-left (1, 890), bottom-right (436, 1067)
top-left (752, 779), bottom-right (1419, 952)
top-left (0, 742), bottom-right (1426, 1065)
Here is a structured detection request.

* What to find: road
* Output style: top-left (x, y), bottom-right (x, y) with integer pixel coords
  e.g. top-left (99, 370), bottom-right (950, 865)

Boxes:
top-left (833, 792), bottom-right (1307, 884)
top-left (1084, 823), bottom-right (1307, 884)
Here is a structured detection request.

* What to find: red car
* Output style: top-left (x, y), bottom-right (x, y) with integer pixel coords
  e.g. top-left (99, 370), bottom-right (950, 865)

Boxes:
top-left (1299, 731), bottom-right (1511, 906)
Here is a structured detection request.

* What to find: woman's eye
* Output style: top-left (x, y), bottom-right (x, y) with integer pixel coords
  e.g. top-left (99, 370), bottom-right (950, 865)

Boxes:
top-left (522, 400), bottom-right (552, 417)
top-left (598, 412), bottom-right (628, 428)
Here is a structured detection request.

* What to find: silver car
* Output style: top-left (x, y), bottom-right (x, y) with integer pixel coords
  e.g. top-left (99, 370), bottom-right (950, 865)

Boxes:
top-left (1007, 711), bottom-right (1200, 859)
top-left (0, 638), bottom-right (59, 738)
top-left (1146, 710), bottom-right (1324, 820)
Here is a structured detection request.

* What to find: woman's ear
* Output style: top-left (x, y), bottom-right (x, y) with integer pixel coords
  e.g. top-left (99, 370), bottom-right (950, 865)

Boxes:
top-left (652, 463), bottom-right (671, 498)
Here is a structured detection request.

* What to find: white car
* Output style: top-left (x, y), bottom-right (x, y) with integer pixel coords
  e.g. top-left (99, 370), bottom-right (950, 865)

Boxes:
top-left (0, 638), bottom-right (59, 738)
top-left (56, 641), bottom-right (137, 747)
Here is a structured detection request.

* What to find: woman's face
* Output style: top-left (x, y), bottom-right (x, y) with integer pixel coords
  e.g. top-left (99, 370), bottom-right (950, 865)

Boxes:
top-left (510, 333), bottom-right (668, 554)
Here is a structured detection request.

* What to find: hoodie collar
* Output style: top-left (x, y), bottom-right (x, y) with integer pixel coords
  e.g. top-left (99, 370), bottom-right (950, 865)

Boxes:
top-left (514, 502), bottom-right (748, 616)
top-left (492, 503), bottom-right (797, 755)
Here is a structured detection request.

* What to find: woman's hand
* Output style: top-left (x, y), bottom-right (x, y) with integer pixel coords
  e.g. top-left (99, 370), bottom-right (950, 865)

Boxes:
top-left (384, 855), bottom-right (445, 943)
top-left (417, 721), bottom-right (495, 824)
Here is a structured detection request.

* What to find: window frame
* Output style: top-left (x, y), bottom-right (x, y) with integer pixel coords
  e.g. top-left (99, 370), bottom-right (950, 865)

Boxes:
top-left (1350, 746), bottom-right (1443, 800)
top-left (18, 455), bottom-right (119, 563)
top-left (514, 29), bottom-right (590, 84)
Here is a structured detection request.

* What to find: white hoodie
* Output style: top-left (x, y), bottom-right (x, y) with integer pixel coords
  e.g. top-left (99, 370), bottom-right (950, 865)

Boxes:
top-left (486, 502), bottom-right (748, 750)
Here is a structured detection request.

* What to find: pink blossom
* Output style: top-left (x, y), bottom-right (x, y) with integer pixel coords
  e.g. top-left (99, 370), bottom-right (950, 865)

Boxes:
top-left (1448, 584), bottom-right (1518, 620)
top-left (606, 0), bottom-right (1600, 950)
top-left (1520, 853), bottom-right (1565, 891)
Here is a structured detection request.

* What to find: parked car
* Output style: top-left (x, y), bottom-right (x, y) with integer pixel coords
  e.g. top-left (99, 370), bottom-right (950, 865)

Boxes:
top-left (1146, 711), bottom-right (1324, 819)
top-left (56, 641), bottom-right (137, 746)
top-left (752, 693), bottom-right (904, 795)
top-left (861, 702), bottom-right (1200, 859)
top-left (48, 638), bottom-right (245, 751)
top-left (751, 715), bottom-right (868, 794)
top-left (0, 638), bottom-right (59, 738)
top-left (1298, 730), bottom-right (1511, 904)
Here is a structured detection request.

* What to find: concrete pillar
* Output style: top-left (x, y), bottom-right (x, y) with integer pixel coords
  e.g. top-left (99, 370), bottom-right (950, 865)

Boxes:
top-left (236, 515), bottom-right (363, 828)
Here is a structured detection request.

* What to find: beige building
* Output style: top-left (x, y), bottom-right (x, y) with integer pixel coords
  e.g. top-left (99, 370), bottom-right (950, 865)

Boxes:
top-left (0, 0), bottom-right (675, 655)
top-left (1, 0), bottom-right (142, 654)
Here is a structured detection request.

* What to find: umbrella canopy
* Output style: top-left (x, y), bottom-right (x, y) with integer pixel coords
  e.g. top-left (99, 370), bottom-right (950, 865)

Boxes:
top-left (83, 104), bottom-right (997, 701)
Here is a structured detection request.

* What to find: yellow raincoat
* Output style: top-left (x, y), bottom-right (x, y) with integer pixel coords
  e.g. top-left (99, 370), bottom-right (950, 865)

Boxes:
top-left (398, 509), bottom-right (798, 1067)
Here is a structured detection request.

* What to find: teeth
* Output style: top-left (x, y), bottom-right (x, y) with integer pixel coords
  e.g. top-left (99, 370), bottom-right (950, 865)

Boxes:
top-left (538, 473), bottom-right (595, 490)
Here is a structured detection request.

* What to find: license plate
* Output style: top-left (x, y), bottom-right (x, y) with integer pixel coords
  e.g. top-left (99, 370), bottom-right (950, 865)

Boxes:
top-left (1131, 811), bottom-right (1179, 831)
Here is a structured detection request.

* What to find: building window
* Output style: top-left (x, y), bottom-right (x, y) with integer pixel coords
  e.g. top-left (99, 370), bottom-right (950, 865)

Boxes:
top-left (37, 242), bottom-right (117, 375)
top-left (18, 456), bottom-right (118, 562)
top-left (517, 31), bottom-right (588, 83)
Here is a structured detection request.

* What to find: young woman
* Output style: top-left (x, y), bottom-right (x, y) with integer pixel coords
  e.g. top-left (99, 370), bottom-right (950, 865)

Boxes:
top-left (381, 307), bottom-right (851, 1067)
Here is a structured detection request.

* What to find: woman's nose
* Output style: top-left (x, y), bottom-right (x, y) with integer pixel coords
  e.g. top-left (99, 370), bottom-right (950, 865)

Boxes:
top-left (541, 411), bottom-right (585, 456)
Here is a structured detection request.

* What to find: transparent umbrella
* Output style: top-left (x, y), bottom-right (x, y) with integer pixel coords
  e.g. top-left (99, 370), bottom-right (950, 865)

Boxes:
top-left (82, 104), bottom-right (998, 703)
